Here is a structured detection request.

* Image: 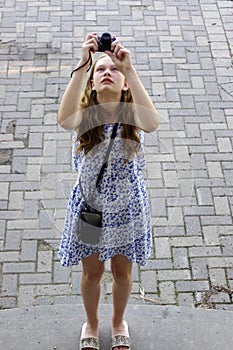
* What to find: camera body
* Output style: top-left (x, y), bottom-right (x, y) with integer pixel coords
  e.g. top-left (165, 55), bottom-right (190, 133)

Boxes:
top-left (97, 32), bottom-right (115, 52)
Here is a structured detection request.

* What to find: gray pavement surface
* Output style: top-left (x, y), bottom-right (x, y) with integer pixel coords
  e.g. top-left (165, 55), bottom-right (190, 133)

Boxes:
top-left (0, 0), bottom-right (233, 345)
top-left (1, 304), bottom-right (233, 350)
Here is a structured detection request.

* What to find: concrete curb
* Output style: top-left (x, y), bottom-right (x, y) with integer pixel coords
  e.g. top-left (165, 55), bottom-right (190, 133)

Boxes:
top-left (0, 304), bottom-right (233, 349)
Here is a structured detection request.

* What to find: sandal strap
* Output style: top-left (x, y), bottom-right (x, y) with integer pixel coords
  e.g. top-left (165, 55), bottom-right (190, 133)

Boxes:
top-left (80, 336), bottom-right (100, 349)
top-left (111, 335), bottom-right (131, 349)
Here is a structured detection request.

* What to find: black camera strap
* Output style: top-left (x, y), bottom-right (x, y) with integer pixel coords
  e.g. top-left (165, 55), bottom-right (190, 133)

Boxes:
top-left (79, 122), bottom-right (119, 205)
top-left (70, 49), bottom-right (93, 78)
top-left (70, 33), bottom-right (114, 78)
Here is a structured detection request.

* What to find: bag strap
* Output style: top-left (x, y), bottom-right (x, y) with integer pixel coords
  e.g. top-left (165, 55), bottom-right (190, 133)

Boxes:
top-left (79, 123), bottom-right (119, 204)
top-left (96, 122), bottom-right (118, 188)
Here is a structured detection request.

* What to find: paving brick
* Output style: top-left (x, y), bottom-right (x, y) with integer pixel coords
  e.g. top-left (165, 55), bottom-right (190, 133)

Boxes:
top-left (53, 261), bottom-right (70, 284)
top-left (190, 258), bottom-right (209, 280)
top-left (19, 273), bottom-right (52, 285)
top-left (21, 240), bottom-right (38, 261)
top-left (218, 135), bottom-right (233, 152)
top-left (53, 295), bottom-right (84, 305)
top-left (167, 207), bottom-right (183, 227)
top-left (0, 220), bottom-right (6, 241)
top-left (37, 250), bottom-right (53, 273)
top-left (158, 269), bottom-right (191, 281)
top-left (0, 251), bottom-right (19, 262)
top-left (18, 285), bottom-right (36, 307)
top-left (7, 219), bottom-right (39, 230)
top-left (0, 297), bottom-right (17, 309)
top-left (159, 281), bottom-right (176, 304)
top-left (8, 191), bottom-right (24, 210)
top-left (214, 196), bottom-right (231, 215)
top-left (163, 171), bottom-right (179, 188)
top-left (176, 281), bottom-right (209, 293)
top-left (196, 187), bottom-right (213, 206)
top-left (200, 215), bottom-right (232, 226)
top-left (178, 292), bottom-right (195, 307)
top-left (172, 247), bottom-right (189, 269)
top-left (3, 262), bottom-right (35, 274)
top-left (209, 268), bottom-right (228, 286)
top-left (170, 237), bottom-right (203, 248)
top-left (140, 259), bottom-right (173, 270)
top-left (36, 284), bottom-right (71, 296)
top-left (0, 183), bottom-right (9, 200)
top-left (184, 216), bottom-right (202, 236)
top-left (28, 132), bottom-right (43, 149)
top-left (207, 257), bottom-right (233, 269)
top-left (155, 237), bottom-right (171, 259)
top-left (221, 236), bottom-right (233, 257)
top-left (203, 226), bottom-right (220, 246)
top-left (24, 200), bottom-right (39, 219)
top-left (140, 270), bottom-right (157, 293)
top-left (1, 274), bottom-right (18, 297)
top-left (4, 230), bottom-right (21, 251)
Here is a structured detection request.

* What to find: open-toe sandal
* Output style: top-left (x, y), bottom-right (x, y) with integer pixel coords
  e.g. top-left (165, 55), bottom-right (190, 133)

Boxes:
top-left (110, 321), bottom-right (131, 350)
top-left (80, 322), bottom-right (100, 350)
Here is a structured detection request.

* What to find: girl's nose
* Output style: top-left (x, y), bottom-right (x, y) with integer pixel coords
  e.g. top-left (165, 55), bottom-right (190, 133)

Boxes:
top-left (104, 68), bottom-right (111, 76)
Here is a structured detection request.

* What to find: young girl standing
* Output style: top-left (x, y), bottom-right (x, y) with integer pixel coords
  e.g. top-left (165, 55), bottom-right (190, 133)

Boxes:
top-left (58, 32), bottom-right (159, 350)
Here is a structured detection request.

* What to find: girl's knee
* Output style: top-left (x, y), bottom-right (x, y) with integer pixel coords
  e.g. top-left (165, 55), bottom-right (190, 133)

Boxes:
top-left (83, 266), bottom-right (104, 284)
top-left (82, 256), bottom-right (104, 283)
top-left (112, 269), bottom-right (132, 283)
top-left (111, 256), bottom-right (132, 282)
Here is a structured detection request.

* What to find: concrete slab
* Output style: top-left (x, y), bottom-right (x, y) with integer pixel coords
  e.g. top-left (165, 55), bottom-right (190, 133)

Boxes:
top-left (0, 304), bottom-right (232, 350)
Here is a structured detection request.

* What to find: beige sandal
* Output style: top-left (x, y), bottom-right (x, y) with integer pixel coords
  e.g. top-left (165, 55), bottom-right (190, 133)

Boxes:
top-left (110, 321), bottom-right (131, 349)
top-left (80, 322), bottom-right (100, 350)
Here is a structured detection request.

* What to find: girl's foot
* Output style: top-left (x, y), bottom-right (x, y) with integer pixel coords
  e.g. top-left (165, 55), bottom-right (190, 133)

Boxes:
top-left (80, 322), bottom-right (99, 350)
top-left (111, 320), bottom-right (131, 350)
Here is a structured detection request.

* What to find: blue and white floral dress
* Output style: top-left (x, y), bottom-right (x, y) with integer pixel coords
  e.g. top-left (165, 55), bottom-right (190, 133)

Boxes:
top-left (58, 123), bottom-right (152, 266)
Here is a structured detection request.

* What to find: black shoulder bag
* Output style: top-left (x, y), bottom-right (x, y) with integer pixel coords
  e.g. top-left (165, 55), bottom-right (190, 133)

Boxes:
top-left (78, 123), bottom-right (119, 245)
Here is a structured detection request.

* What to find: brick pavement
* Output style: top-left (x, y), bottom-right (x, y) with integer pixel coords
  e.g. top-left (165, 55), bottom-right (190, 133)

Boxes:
top-left (0, 0), bottom-right (232, 310)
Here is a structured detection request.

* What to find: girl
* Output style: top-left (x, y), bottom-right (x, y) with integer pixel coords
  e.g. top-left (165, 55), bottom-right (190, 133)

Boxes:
top-left (58, 33), bottom-right (159, 350)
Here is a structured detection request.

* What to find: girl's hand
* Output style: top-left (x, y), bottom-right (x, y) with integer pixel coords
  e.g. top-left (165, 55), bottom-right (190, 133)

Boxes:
top-left (105, 38), bottom-right (134, 77)
top-left (81, 32), bottom-right (98, 63)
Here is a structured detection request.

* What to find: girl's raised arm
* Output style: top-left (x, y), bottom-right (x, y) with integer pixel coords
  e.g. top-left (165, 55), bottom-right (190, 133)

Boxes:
top-left (58, 33), bottom-right (98, 130)
top-left (106, 40), bottom-right (159, 133)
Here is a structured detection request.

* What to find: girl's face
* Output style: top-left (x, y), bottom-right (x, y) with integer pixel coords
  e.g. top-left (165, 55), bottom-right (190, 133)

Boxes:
top-left (91, 56), bottom-right (128, 100)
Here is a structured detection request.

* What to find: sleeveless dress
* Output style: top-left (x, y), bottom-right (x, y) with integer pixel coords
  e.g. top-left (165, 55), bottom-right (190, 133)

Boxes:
top-left (58, 123), bottom-right (152, 266)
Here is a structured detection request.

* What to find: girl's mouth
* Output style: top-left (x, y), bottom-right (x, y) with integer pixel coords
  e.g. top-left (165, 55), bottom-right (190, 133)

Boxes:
top-left (101, 78), bottom-right (113, 84)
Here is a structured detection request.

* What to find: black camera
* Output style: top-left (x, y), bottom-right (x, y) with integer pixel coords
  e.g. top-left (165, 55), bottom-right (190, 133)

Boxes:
top-left (97, 32), bottom-right (115, 52)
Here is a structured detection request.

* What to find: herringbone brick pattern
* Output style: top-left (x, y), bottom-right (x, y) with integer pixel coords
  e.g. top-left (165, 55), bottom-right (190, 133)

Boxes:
top-left (0, 0), bottom-right (232, 310)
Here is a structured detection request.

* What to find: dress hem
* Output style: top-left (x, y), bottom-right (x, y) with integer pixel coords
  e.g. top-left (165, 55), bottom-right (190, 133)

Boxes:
top-left (58, 246), bottom-right (151, 267)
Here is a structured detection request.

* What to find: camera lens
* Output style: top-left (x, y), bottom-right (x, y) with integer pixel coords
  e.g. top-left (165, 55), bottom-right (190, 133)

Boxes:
top-left (101, 32), bottom-right (111, 44)
top-left (98, 32), bottom-right (113, 52)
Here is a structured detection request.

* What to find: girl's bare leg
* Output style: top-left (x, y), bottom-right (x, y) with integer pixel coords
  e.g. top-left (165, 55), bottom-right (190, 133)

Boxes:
top-left (111, 255), bottom-right (133, 349)
top-left (81, 253), bottom-right (104, 343)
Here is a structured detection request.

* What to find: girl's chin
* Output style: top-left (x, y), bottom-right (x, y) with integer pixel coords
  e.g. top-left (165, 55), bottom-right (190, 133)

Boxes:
top-left (99, 85), bottom-right (115, 90)
top-left (97, 89), bottom-right (121, 97)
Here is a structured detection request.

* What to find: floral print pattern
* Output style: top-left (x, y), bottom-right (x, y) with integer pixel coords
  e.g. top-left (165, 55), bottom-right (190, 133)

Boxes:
top-left (58, 124), bottom-right (152, 266)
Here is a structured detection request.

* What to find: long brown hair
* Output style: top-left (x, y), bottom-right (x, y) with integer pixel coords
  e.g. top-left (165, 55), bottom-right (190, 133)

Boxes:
top-left (76, 54), bottom-right (140, 160)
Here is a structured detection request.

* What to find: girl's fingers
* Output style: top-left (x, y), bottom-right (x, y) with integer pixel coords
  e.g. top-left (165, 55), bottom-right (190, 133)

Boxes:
top-left (86, 37), bottom-right (98, 46)
top-left (113, 44), bottom-right (121, 55)
top-left (112, 42), bottom-right (128, 55)
top-left (85, 32), bottom-right (97, 40)
top-left (113, 45), bottom-right (130, 59)
top-left (111, 39), bottom-right (120, 51)
top-left (83, 37), bottom-right (98, 52)
top-left (84, 34), bottom-right (98, 47)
